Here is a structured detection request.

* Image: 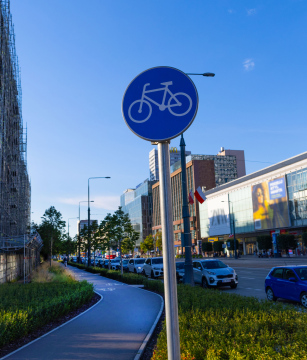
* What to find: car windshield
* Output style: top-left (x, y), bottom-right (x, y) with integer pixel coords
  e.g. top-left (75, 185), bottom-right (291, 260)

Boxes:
top-left (201, 261), bottom-right (227, 269)
top-left (135, 259), bottom-right (145, 264)
top-left (295, 267), bottom-right (307, 280)
top-left (152, 258), bottom-right (163, 264)
top-left (123, 260), bottom-right (129, 265)
top-left (176, 262), bottom-right (184, 270)
top-left (111, 259), bottom-right (119, 263)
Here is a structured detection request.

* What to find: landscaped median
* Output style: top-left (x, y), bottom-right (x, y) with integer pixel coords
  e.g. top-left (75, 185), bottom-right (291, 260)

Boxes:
top-left (0, 263), bottom-right (94, 348)
top-left (68, 261), bottom-right (164, 292)
top-left (70, 262), bottom-right (307, 360)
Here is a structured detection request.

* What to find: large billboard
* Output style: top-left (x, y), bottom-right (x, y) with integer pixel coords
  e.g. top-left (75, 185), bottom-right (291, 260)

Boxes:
top-left (251, 176), bottom-right (290, 230)
top-left (208, 194), bottom-right (231, 236)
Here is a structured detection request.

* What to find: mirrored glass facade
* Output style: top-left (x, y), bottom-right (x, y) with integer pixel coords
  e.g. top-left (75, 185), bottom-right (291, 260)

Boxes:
top-left (120, 179), bottom-right (155, 246)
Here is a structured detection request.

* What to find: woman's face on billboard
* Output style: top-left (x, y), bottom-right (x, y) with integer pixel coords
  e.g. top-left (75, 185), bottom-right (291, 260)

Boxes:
top-left (256, 188), bottom-right (264, 204)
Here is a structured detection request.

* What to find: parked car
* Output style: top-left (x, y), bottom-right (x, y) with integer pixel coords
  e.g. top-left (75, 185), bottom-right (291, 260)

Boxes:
top-left (265, 266), bottom-right (307, 307)
top-left (109, 259), bottom-right (121, 270)
top-left (176, 261), bottom-right (185, 283)
top-left (142, 257), bottom-right (163, 278)
top-left (128, 258), bottom-right (146, 274)
top-left (114, 259), bottom-right (129, 271)
top-left (192, 259), bottom-right (238, 289)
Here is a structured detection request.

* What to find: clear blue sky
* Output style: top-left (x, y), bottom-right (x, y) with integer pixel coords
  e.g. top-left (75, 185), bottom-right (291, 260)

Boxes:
top-left (11, 0), bottom-right (307, 237)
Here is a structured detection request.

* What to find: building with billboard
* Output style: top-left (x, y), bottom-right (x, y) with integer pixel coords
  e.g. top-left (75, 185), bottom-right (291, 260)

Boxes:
top-left (199, 151), bottom-right (307, 255)
top-left (120, 179), bottom-right (156, 247)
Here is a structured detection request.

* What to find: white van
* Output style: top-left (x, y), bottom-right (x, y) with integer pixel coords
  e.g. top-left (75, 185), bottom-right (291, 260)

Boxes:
top-left (128, 258), bottom-right (146, 273)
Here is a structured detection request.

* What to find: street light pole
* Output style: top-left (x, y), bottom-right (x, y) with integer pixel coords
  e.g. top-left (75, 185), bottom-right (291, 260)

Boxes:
top-left (88, 177), bottom-right (110, 267)
top-left (79, 200), bottom-right (93, 263)
top-left (68, 217), bottom-right (78, 258)
top-left (180, 134), bottom-right (194, 286)
top-left (230, 201), bottom-right (237, 259)
top-left (222, 199), bottom-right (237, 259)
top-left (180, 71), bottom-right (215, 284)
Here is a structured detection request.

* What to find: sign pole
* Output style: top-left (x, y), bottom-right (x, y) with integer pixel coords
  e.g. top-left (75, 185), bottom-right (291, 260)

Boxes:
top-left (158, 141), bottom-right (180, 360)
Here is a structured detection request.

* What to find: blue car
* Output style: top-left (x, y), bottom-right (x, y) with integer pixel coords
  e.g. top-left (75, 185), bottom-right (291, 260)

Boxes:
top-left (265, 266), bottom-right (307, 307)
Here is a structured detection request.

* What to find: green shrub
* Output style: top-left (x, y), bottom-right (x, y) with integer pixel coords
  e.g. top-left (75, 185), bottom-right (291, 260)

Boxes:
top-left (0, 280), bottom-right (93, 347)
top-left (152, 284), bottom-right (307, 359)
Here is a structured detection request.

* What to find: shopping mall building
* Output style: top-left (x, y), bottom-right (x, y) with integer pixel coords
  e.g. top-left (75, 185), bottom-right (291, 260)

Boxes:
top-left (199, 151), bottom-right (307, 255)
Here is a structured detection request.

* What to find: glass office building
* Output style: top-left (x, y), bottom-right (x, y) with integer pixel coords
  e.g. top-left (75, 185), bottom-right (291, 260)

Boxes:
top-left (120, 179), bottom-right (155, 247)
top-left (200, 151), bottom-right (307, 255)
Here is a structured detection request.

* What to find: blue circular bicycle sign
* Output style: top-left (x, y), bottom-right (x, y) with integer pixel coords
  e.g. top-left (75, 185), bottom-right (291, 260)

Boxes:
top-left (122, 66), bottom-right (198, 142)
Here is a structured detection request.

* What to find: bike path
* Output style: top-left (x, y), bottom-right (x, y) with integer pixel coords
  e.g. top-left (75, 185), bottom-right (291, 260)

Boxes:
top-left (2, 266), bottom-right (163, 360)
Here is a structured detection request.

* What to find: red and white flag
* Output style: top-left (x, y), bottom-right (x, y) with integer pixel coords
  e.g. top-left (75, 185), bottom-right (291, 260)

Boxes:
top-left (188, 190), bottom-right (194, 204)
top-left (194, 186), bottom-right (206, 204)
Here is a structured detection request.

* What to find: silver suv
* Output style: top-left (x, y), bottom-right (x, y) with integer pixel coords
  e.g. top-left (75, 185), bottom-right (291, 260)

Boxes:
top-left (142, 257), bottom-right (163, 278)
top-left (193, 259), bottom-right (238, 289)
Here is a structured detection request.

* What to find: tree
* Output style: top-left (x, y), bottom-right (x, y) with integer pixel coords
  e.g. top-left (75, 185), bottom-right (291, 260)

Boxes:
top-left (213, 241), bottom-right (224, 253)
top-left (37, 206), bottom-right (66, 265)
top-left (277, 234), bottom-right (297, 253)
top-left (121, 224), bottom-right (139, 255)
top-left (154, 231), bottom-right (163, 255)
top-left (257, 235), bottom-right (272, 251)
top-left (140, 234), bottom-right (154, 255)
top-left (202, 242), bottom-right (213, 253)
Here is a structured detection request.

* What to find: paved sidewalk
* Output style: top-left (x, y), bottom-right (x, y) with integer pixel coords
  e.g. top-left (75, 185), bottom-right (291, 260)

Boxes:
top-left (2, 266), bottom-right (163, 360)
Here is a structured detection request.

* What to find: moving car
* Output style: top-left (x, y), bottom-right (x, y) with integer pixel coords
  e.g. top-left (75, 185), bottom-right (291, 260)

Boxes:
top-left (128, 258), bottom-right (146, 274)
top-left (142, 257), bottom-right (163, 278)
top-left (192, 259), bottom-right (238, 289)
top-left (265, 266), bottom-right (307, 307)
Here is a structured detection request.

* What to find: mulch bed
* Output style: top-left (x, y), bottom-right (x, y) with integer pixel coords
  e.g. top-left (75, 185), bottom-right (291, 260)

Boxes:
top-left (141, 305), bottom-right (165, 360)
top-left (0, 293), bottom-right (101, 358)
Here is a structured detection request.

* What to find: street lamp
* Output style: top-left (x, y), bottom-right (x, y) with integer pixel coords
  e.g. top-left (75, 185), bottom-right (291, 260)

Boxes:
top-left (78, 200), bottom-right (94, 263)
top-left (181, 71), bottom-right (215, 286)
top-left (186, 72), bottom-right (215, 77)
top-left (68, 217), bottom-right (79, 258)
top-left (222, 200), bottom-right (237, 259)
top-left (88, 177), bottom-right (110, 267)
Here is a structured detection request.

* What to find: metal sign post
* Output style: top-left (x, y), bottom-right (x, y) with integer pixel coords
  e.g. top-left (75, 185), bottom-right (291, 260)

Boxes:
top-left (122, 66), bottom-right (199, 360)
top-left (158, 141), bottom-right (180, 359)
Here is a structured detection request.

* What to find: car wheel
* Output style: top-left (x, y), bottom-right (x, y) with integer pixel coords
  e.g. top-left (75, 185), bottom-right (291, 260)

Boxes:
top-left (266, 287), bottom-right (277, 301)
top-left (202, 277), bottom-right (209, 289)
top-left (300, 292), bottom-right (307, 308)
top-left (134, 269), bottom-right (137, 274)
top-left (230, 283), bottom-right (237, 289)
top-left (142, 269), bottom-right (147, 277)
top-left (151, 270), bottom-right (156, 279)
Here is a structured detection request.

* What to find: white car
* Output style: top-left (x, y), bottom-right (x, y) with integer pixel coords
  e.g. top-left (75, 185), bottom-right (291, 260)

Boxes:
top-left (142, 257), bottom-right (163, 278)
top-left (128, 258), bottom-right (145, 273)
top-left (192, 259), bottom-right (238, 289)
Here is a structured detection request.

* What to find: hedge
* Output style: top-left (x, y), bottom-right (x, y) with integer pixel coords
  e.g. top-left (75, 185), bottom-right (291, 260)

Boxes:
top-left (152, 285), bottom-right (307, 360)
top-left (0, 279), bottom-right (93, 348)
top-left (68, 262), bottom-right (164, 293)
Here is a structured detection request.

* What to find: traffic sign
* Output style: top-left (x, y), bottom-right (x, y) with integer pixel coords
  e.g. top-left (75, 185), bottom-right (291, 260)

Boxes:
top-left (122, 66), bottom-right (198, 142)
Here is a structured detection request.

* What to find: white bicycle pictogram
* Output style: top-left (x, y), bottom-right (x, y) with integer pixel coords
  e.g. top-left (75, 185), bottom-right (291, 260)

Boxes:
top-left (128, 81), bottom-right (192, 123)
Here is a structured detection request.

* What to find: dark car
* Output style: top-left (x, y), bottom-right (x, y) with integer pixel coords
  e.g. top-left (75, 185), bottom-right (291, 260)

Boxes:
top-left (176, 262), bottom-right (185, 283)
top-left (265, 265), bottom-right (307, 307)
top-left (115, 259), bottom-right (129, 272)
